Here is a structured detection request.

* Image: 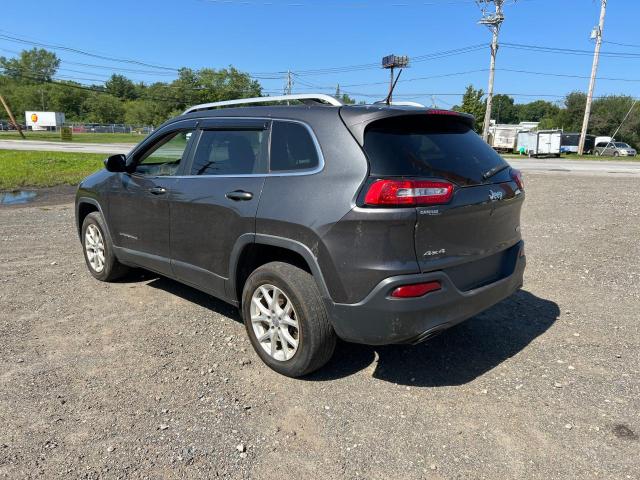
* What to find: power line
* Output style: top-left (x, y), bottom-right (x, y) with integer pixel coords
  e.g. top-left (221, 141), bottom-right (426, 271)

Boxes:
top-left (602, 40), bottom-right (640, 49)
top-left (0, 31), bottom-right (178, 71)
top-left (502, 42), bottom-right (640, 58)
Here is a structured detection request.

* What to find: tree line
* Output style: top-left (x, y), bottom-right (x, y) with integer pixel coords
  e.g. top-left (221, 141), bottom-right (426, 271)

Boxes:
top-left (1, 48), bottom-right (637, 148)
top-left (0, 48), bottom-right (263, 127)
top-left (454, 85), bottom-right (639, 148)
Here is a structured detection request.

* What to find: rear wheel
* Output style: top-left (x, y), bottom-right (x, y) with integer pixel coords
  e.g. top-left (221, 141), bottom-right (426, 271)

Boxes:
top-left (81, 212), bottom-right (129, 281)
top-left (241, 262), bottom-right (336, 377)
top-left (595, 150), bottom-right (600, 156)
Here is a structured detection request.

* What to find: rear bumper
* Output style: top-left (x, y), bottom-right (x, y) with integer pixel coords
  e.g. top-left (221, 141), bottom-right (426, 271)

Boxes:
top-left (327, 247), bottom-right (526, 345)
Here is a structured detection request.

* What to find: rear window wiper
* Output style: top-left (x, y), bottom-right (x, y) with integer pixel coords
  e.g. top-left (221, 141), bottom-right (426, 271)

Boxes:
top-left (482, 163), bottom-right (510, 181)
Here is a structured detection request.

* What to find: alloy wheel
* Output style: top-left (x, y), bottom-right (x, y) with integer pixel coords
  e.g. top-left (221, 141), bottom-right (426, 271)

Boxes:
top-left (250, 284), bottom-right (300, 361)
top-left (85, 224), bottom-right (105, 273)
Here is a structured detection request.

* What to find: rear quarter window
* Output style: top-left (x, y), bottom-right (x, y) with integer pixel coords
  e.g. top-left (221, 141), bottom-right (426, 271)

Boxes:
top-left (363, 116), bottom-right (507, 186)
top-left (269, 121), bottom-right (319, 172)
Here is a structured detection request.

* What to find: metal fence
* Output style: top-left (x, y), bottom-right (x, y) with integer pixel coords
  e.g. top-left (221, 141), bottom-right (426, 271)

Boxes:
top-left (0, 121), bottom-right (154, 135)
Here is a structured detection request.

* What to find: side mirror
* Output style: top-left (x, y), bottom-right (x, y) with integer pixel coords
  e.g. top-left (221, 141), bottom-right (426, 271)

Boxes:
top-left (104, 154), bottom-right (127, 172)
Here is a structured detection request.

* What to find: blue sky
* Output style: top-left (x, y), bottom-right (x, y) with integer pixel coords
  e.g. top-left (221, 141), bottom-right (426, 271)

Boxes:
top-left (2, 0), bottom-right (639, 106)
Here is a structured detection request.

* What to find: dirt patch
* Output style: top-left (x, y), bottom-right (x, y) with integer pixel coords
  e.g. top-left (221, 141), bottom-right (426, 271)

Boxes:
top-left (0, 173), bottom-right (638, 479)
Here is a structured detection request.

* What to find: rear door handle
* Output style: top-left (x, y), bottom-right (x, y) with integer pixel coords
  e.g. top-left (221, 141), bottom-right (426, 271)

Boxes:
top-left (226, 190), bottom-right (253, 201)
top-left (149, 186), bottom-right (167, 195)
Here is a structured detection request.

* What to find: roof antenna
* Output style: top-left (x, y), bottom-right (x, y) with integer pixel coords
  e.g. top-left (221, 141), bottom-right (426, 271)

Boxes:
top-left (384, 68), bottom-right (403, 105)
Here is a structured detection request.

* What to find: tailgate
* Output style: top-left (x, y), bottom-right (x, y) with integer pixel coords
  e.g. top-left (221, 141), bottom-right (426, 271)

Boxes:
top-left (415, 181), bottom-right (524, 285)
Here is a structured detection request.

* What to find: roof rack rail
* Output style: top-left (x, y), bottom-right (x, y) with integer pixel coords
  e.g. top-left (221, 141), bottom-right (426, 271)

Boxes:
top-left (183, 93), bottom-right (343, 114)
top-left (372, 100), bottom-right (426, 107)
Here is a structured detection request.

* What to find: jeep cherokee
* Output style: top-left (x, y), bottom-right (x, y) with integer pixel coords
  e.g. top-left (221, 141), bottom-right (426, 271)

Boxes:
top-left (75, 94), bottom-right (526, 378)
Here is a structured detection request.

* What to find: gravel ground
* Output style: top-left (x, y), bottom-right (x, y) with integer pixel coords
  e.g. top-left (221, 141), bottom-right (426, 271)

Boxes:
top-left (1, 173), bottom-right (638, 479)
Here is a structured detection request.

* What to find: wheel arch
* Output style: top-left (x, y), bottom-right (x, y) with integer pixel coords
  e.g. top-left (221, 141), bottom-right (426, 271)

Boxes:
top-left (76, 197), bottom-right (114, 243)
top-left (228, 234), bottom-right (331, 304)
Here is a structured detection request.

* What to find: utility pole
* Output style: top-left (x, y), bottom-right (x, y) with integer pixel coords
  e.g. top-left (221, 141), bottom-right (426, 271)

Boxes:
top-left (0, 93), bottom-right (25, 139)
top-left (578, 0), bottom-right (607, 155)
top-left (477, 0), bottom-right (507, 142)
top-left (284, 70), bottom-right (293, 96)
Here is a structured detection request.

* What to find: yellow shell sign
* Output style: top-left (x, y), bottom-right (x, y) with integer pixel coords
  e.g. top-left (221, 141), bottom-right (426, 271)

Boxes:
top-left (31, 113), bottom-right (38, 123)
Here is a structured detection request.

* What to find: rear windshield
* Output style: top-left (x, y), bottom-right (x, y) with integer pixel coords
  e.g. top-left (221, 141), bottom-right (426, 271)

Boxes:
top-left (363, 116), bottom-right (508, 186)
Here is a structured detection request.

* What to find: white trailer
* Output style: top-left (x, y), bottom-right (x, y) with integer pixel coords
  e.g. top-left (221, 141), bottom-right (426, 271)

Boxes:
top-left (25, 111), bottom-right (65, 131)
top-left (517, 130), bottom-right (562, 157)
top-left (488, 121), bottom-right (539, 153)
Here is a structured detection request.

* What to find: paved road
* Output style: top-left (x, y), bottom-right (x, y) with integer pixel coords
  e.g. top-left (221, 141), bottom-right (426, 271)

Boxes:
top-left (0, 139), bottom-right (133, 155)
top-left (1, 173), bottom-right (638, 479)
top-left (1, 139), bottom-right (640, 176)
top-left (507, 157), bottom-right (640, 176)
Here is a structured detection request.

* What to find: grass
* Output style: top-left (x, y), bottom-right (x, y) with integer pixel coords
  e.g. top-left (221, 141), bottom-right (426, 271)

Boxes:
top-left (0, 150), bottom-right (104, 190)
top-left (0, 131), bottom-right (146, 144)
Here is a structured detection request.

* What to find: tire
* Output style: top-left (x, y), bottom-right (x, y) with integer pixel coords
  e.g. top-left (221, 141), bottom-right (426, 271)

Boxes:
top-left (595, 150), bottom-right (600, 156)
top-left (241, 261), bottom-right (336, 377)
top-left (613, 151), bottom-right (619, 157)
top-left (81, 211), bottom-right (129, 282)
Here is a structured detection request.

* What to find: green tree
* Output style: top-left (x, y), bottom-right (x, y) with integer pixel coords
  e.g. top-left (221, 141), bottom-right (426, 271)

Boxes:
top-left (105, 74), bottom-right (138, 101)
top-left (48, 82), bottom-right (90, 120)
top-left (197, 67), bottom-right (262, 105)
top-left (124, 99), bottom-right (164, 126)
top-left (492, 94), bottom-right (518, 124)
top-left (83, 94), bottom-right (125, 123)
top-left (335, 85), bottom-right (356, 105)
top-left (454, 85), bottom-right (485, 132)
top-left (590, 95), bottom-right (639, 147)
top-left (0, 48), bottom-right (60, 82)
top-left (554, 91), bottom-right (587, 131)
top-left (518, 100), bottom-right (560, 123)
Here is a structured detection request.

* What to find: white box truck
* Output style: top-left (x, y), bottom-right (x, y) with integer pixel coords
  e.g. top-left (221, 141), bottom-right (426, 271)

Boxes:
top-left (517, 130), bottom-right (562, 157)
top-left (25, 111), bottom-right (65, 131)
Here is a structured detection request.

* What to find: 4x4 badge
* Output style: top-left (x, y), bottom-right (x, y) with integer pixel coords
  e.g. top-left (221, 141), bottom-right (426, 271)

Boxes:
top-left (489, 190), bottom-right (504, 201)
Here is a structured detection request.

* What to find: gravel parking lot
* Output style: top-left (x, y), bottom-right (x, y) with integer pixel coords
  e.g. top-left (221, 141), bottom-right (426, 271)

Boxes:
top-left (1, 173), bottom-right (638, 479)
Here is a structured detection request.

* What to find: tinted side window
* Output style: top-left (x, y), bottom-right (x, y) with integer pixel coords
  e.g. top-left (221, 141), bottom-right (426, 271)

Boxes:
top-left (135, 130), bottom-right (194, 176)
top-left (190, 130), bottom-right (266, 176)
top-left (270, 121), bottom-right (319, 172)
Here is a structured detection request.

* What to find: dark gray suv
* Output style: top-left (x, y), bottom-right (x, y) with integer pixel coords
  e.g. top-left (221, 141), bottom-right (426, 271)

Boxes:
top-left (75, 94), bottom-right (526, 377)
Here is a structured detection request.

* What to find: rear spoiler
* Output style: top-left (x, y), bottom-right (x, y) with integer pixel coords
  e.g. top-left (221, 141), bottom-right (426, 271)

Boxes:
top-left (339, 105), bottom-right (475, 146)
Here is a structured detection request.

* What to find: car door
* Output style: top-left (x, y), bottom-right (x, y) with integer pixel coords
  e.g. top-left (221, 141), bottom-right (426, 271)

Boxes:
top-left (108, 120), bottom-right (197, 276)
top-left (169, 118), bottom-right (269, 300)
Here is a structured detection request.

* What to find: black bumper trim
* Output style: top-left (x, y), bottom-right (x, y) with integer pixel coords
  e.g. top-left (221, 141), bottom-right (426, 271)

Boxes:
top-left (326, 243), bottom-right (525, 345)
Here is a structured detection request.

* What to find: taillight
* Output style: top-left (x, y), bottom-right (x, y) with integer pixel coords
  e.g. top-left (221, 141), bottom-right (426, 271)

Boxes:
top-left (511, 168), bottom-right (524, 191)
top-left (364, 180), bottom-right (453, 206)
top-left (391, 281), bottom-right (441, 298)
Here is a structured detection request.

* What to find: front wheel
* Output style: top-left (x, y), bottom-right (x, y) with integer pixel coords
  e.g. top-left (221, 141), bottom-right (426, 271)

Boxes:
top-left (81, 212), bottom-right (129, 281)
top-left (613, 151), bottom-right (619, 157)
top-left (242, 262), bottom-right (336, 377)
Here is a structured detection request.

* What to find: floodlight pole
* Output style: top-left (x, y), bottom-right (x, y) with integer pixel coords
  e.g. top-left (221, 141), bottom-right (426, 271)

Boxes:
top-left (389, 67), bottom-right (395, 103)
top-left (578, 0), bottom-right (607, 156)
top-left (382, 54), bottom-right (409, 105)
